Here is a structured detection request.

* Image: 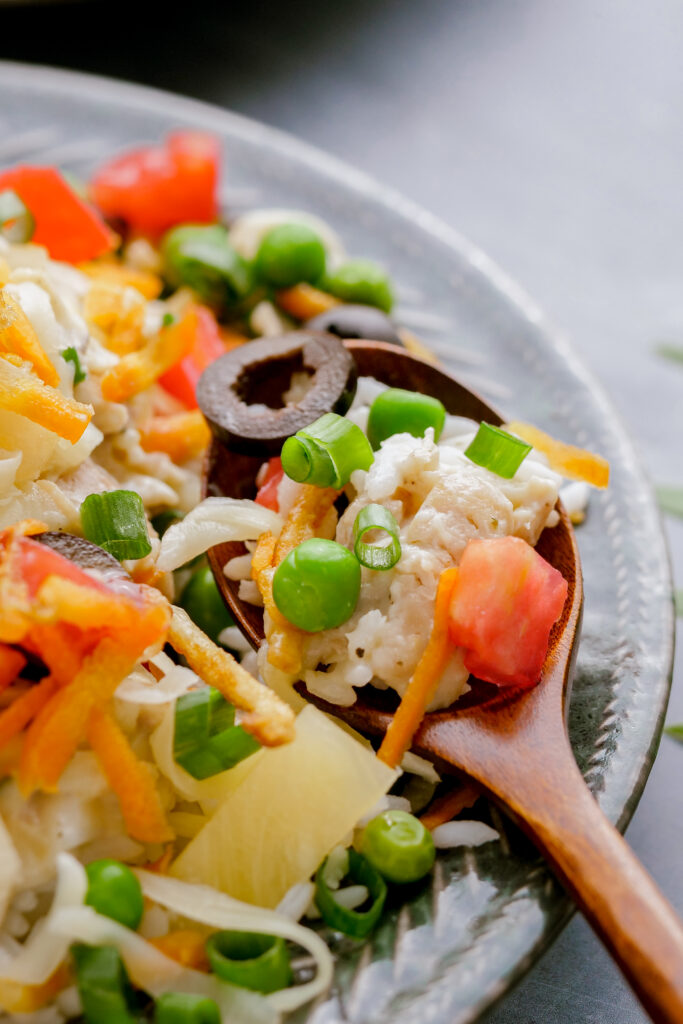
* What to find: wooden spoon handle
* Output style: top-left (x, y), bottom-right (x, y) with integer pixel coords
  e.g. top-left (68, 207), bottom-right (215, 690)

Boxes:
top-left (507, 756), bottom-right (683, 1023)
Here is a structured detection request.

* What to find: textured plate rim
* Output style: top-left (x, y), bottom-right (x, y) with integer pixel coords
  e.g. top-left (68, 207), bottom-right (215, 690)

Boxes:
top-left (0, 59), bottom-right (675, 1023)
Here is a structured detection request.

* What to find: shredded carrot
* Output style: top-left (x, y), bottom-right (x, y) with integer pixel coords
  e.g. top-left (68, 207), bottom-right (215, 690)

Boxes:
top-left (0, 734), bottom-right (22, 778)
top-left (100, 306), bottom-right (198, 403)
top-left (251, 532), bottom-right (304, 674)
top-left (18, 639), bottom-right (138, 795)
top-left (0, 354), bottom-right (93, 443)
top-left (0, 643), bottom-right (25, 694)
top-left (378, 567), bottom-right (460, 768)
top-left (0, 676), bottom-right (57, 750)
top-left (87, 706), bottom-right (173, 844)
top-left (274, 484), bottom-right (339, 563)
top-left (419, 782), bottom-right (481, 831)
top-left (25, 623), bottom-right (85, 687)
top-left (79, 260), bottom-right (163, 300)
top-left (150, 930), bottom-right (210, 972)
top-left (275, 283), bottom-right (340, 321)
top-left (251, 485), bottom-right (340, 673)
top-left (0, 291), bottom-right (60, 386)
top-left (35, 576), bottom-right (171, 657)
top-left (83, 280), bottom-right (147, 355)
top-left (168, 605), bottom-right (295, 747)
top-left (398, 328), bottom-right (440, 366)
top-left (143, 845), bottom-right (174, 874)
top-left (139, 409), bottom-right (211, 462)
top-left (0, 963), bottom-right (70, 1014)
top-left (505, 420), bottom-right (610, 489)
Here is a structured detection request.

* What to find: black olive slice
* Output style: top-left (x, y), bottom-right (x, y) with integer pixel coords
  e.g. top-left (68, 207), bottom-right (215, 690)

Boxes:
top-left (34, 532), bottom-right (129, 581)
top-left (196, 331), bottom-right (358, 456)
top-left (305, 304), bottom-right (402, 345)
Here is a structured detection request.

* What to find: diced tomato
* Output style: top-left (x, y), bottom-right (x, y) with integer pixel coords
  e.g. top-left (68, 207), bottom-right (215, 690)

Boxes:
top-left (16, 537), bottom-right (108, 598)
top-left (255, 458), bottom-right (284, 511)
top-left (448, 536), bottom-right (568, 688)
top-left (0, 166), bottom-right (114, 263)
top-left (159, 305), bottom-right (226, 408)
top-left (90, 131), bottom-right (219, 237)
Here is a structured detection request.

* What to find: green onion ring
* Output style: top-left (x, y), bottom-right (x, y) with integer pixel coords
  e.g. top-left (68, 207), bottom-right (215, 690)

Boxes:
top-left (314, 849), bottom-right (387, 938)
top-left (464, 422), bottom-right (532, 479)
top-left (205, 930), bottom-right (292, 993)
top-left (353, 503), bottom-right (402, 570)
top-left (281, 413), bottom-right (374, 489)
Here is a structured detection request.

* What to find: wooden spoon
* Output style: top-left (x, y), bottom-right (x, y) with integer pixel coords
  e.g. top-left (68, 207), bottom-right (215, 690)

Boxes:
top-left (204, 339), bottom-right (683, 1023)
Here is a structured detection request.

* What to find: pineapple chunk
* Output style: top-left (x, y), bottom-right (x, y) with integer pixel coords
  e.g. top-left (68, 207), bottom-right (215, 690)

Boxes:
top-left (170, 705), bottom-right (398, 908)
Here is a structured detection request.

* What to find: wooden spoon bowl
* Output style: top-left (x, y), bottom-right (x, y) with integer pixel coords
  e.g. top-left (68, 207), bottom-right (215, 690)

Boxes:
top-left (203, 339), bottom-right (683, 1024)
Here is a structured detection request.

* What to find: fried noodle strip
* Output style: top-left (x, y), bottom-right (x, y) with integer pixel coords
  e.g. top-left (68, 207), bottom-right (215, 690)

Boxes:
top-left (168, 605), bottom-right (295, 746)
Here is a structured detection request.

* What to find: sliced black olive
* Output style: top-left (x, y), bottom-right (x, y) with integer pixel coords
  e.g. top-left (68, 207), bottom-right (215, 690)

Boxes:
top-left (305, 304), bottom-right (402, 345)
top-left (196, 331), bottom-right (358, 456)
top-left (34, 532), bottom-right (128, 581)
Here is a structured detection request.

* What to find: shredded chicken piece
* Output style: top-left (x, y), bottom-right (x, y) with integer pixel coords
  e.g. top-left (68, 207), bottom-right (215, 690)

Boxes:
top-left (168, 606), bottom-right (295, 747)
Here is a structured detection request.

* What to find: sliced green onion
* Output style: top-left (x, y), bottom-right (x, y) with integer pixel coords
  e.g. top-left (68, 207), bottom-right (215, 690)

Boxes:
top-left (155, 992), bottom-right (220, 1024)
top-left (205, 930), bottom-right (292, 993)
top-left (71, 943), bottom-right (141, 1024)
top-left (665, 723), bottom-right (683, 743)
top-left (656, 485), bottom-right (683, 520)
top-left (281, 412), bottom-right (374, 488)
top-left (162, 225), bottom-right (253, 309)
top-left (272, 537), bottom-right (361, 632)
top-left (80, 490), bottom-right (152, 561)
top-left (464, 422), bottom-right (532, 479)
top-left (367, 388), bottom-right (446, 450)
top-left (353, 504), bottom-right (401, 570)
top-left (314, 849), bottom-right (387, 938)
top-left (0, 189), bottom-right (34, 243)
top-left (174, 686), bottom-right (259, 780)
top-left (62, 346), bottom-right (86, 384)
top-left (360, 810), bottom-right (435, 884)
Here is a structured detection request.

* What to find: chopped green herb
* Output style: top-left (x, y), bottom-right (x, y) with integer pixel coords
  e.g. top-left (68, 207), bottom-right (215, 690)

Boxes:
top-left (162, 312), bottom-right (176, 328)
top-left (665, 724), bottom-right (683, 743)
top-left (62, 346), bottom-right (86, 384)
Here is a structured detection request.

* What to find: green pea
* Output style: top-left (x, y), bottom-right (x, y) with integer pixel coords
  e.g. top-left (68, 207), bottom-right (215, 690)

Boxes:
top-left (162, 224), bottom-right (253, 308)
top-left (367, 388), bottom-right (446, 450)
top-left (179, 566), bottom-right (235, 645)
top-left (85, 859), bottom-right (144, 931)
top-left (324, 259), bottom-right (394, 313)
top-left (255, 223), bottom-right (326, 288)
top-left (360, 810), bottom-right (435, 884)
top-left (272, 538), bottom-right (360, 632)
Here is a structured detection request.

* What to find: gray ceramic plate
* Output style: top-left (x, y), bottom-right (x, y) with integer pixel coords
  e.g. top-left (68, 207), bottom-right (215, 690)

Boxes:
top-left (0, 61), bottom-right (674, 1024)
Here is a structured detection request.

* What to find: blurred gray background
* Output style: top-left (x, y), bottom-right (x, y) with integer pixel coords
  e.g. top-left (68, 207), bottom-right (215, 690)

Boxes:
top-left (4, 1), bottom-right (683, 1020)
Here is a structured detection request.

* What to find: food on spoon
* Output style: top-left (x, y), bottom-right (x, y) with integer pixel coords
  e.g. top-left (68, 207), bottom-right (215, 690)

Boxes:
top-left (0, 133), bottom-right (609, 1022)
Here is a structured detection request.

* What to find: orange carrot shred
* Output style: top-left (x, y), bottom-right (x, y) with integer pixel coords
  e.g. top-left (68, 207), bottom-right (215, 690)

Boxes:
top-left (505, 420), bottom-right (610, 488)
top-left (378, 567), bottom-right (460, 768)
top-left (100, 306), bottom-right (198, 403)
top-left (0, 676), bottom-right (57, 750)
top-left (0, 355), bottom-right (93, 443)
top-left (0, 643), bottom-right (26, 695)
top-left (0, 963), bottom-right (71, 1014)
top-left (419, 782), bottom-right (481, 831)
top-left (150, 930), bottom-right (210, 972)
top-left (18, 639), bottom-right (137, 795)
top-left (87, 706), bottom-right (174, 844)
top-left (139, 409), bottom-right (211, 462)
top-left (0, 292), bottom-right (60, 387)
top-left (275, 283), bottom-right (340, 321)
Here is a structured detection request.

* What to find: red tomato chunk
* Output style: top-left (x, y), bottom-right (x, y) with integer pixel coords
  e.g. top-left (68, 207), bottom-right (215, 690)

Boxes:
top-left (448, 536), bottom-right (568, 689)
top-left (0, 166), bottom-right (114, 263)
top-left (255, 458), bottom-right (284, 511)
top-left (159, 306), bottom-right (226, 408)
top-left (90, 131), bottom-right (219, 237)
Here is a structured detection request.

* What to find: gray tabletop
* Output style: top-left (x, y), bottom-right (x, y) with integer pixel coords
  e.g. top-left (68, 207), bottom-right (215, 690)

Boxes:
top-left (6, 1), bottom-right (683, 1020)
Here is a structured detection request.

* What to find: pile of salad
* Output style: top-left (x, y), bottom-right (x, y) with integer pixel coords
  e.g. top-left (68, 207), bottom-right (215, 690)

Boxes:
top-left (0, 132), bottom-right (608, 1024)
